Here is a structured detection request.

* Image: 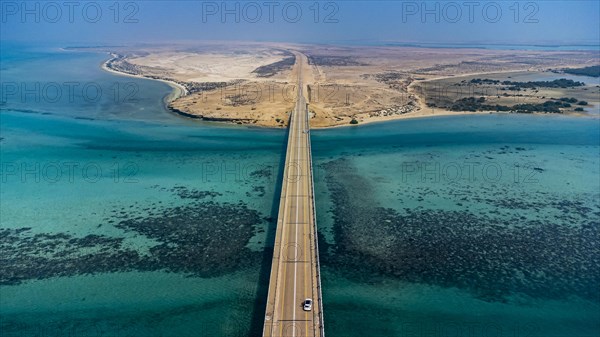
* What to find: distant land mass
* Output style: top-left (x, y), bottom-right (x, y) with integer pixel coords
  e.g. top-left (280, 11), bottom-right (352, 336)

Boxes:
top-left (74, 42), bottom-right (600, 127)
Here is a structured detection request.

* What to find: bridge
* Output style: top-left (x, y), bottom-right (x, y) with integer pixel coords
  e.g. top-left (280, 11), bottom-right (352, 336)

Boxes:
top-left (262, 52), bottom-right (325, 337)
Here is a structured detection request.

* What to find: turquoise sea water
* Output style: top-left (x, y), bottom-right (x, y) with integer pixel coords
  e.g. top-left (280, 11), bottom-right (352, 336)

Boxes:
top-left (311, 115), bottom-right (600, 337)
top-left (1, 44), bottom-right (599, 337)
top-left (1, 43), bottom-right (286, 336)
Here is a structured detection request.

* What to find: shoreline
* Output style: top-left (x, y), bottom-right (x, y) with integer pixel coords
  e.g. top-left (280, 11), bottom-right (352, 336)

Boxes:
top-left (99, 52), bottom-right (493, 129)
top-left (308, 110), bottom-right (597, 130)
top-left (101, 54), bottom-right (189, 103)
top-left (313, 68), bottom-right (599, 129)
top-left (100, 55), bottom-right (598, 130)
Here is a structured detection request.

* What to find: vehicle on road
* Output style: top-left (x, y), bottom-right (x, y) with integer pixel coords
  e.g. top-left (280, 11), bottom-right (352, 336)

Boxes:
top-left (303, 298), bottom-right (313, 311)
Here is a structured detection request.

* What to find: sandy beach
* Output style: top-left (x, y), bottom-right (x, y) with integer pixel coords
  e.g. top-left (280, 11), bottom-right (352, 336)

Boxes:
top-left (101, 54), bottom-right (189, 103)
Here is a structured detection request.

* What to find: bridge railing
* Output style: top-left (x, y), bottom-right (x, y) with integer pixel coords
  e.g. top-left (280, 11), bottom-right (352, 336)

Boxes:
top-left (262, 111), bottom-right (294, 337)
top-left (306, 107), bottom-right (325, 337)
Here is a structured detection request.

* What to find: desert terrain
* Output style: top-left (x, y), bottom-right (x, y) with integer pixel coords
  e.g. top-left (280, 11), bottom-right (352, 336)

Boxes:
top-left (86, 42), bottom-right (599, 127)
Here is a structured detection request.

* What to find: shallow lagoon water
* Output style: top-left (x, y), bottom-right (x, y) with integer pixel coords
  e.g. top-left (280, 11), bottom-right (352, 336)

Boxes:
top-left (1, 45), bottom-right (599, 336)
top-left (312, 115), bottom-right (600, 337)
top-left (1, 44), bottom-right (286, 336)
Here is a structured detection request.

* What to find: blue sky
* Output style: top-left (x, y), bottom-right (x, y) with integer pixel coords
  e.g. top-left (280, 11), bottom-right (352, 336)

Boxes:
top-left (1, 1), bottom-right (599, 46)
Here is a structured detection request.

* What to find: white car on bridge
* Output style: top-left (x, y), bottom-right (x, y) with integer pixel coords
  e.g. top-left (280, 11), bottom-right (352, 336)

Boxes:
top-left (303, 298), bottom-right (313, 311)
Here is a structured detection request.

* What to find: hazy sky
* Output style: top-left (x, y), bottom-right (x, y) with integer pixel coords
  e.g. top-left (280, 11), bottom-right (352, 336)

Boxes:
top-left (1, 1), bottom-right (599, 46)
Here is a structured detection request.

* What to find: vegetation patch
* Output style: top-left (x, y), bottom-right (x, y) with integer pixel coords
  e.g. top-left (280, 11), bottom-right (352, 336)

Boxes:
top-left (445, 97), bottom-right (578, 113)
top-left (562, 65), bottom-right (600, 77)
top-left (469, 78), bottom-right (585, 90)
top-left (307, 55), bottom-right (367, 67)
top-left (252, 56), bottom-right (296, 77)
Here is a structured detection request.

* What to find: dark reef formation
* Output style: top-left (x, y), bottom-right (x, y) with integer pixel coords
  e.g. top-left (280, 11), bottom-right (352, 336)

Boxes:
top-left (0, 187), bottom-right (266, 285)
top-left (319, 158), bottom-right (600, 303)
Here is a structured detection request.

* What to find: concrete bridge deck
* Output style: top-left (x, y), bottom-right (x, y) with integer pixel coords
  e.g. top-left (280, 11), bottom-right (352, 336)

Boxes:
top-left (262, 52), bottom-right (324, 337)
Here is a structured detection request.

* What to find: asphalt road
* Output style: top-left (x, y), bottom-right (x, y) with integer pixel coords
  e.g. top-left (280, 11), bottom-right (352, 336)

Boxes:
top-left (263, 52), bottom-right (323, 337)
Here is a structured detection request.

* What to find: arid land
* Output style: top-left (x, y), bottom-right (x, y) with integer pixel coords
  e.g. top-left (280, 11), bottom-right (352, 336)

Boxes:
top-left (85, 42), bottom-right (599, 127)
